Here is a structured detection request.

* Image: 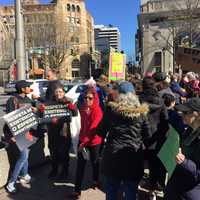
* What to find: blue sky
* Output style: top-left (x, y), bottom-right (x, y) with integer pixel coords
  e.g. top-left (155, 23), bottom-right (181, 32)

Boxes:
top-left (1, 0), bottom-right (140, 60)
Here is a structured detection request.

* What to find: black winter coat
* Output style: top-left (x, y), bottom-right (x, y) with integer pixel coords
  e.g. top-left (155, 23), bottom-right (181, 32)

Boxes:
top-left (139, 89), bottom-right (169, 151)
top-left (99, 100), bottom-right (151, 181)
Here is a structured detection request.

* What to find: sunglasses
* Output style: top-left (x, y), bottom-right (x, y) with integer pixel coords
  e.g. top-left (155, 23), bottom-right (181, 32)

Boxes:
top-left (84, 96), bottom-right (94, 100)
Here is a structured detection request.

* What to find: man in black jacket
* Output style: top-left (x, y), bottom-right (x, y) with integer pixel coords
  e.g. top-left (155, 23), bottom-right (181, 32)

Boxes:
top-left (5, 80), bottom-right (35, 194)
top-left (139, 77), bottom-right (169, 197)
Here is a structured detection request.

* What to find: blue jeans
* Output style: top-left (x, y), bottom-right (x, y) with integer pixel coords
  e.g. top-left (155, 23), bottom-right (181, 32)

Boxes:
top-left (105, 177), bottom-right (138, 200)
top-left (9, 148), bottom-right (29, 183)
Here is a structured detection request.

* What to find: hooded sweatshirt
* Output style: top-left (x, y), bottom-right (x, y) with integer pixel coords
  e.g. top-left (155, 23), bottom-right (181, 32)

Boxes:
top-left (79, 88), bottom-right (103, 146)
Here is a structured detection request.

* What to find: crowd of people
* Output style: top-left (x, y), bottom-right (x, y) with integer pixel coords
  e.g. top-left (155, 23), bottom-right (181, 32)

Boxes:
top-left (3, 69), bottom-right (200, 200)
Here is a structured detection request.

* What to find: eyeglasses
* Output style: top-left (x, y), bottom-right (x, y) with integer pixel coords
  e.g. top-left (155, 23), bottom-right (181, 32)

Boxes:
top-left (84, 96), bottom-right (94, 100)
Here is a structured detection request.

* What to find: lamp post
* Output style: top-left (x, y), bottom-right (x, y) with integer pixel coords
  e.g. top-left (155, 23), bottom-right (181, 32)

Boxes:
top-left (15, 0), bottom-right (26, 80)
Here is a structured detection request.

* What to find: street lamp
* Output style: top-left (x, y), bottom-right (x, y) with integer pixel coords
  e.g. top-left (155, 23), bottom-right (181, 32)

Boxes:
top-left (15, 0), bottom-right (26, 80)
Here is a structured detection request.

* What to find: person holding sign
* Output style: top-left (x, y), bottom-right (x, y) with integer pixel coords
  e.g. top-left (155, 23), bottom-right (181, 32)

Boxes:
top-left (164, 98), bottom-right (200, 200)
top-left (4, 80), bottom-right (35, 194)
top-left (46, 84), bottom-right (77, 180)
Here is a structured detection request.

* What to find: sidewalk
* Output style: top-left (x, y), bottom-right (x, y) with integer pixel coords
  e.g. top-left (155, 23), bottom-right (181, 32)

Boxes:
top-left (0, 158), bottom-right (163, 200)
top-left (0, 162), bottom-right (105, 200)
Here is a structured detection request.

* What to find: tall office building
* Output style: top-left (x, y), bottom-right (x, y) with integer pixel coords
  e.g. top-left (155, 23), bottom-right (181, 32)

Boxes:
top-left (94, 24), bottom-right (120, 52)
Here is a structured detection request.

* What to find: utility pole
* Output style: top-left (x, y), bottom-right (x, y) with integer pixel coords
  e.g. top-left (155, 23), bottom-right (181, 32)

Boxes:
top-left (15, 0), bottom-right (26, 80)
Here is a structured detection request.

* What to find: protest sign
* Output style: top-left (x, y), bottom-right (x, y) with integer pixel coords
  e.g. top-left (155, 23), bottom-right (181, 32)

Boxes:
top-left (3, 106), bottom-right (38, 151)
top-left (158, 125), bottom-right (180, 180)
top-left (109, 52), bottom-right (126, 81)
top-left (41, 104), bottom-right (71, 123)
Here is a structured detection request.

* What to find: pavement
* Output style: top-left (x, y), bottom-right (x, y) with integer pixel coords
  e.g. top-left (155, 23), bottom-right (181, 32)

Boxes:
top-left (0, 158), bottom-right (164, 200)
top-left (0, 159), bottom-right (106, 200)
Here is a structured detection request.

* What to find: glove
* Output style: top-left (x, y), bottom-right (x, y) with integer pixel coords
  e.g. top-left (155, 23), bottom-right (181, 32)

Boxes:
top-left (38, 104), bottom-right (46, 113)
top-left (25, 131), bottom-right (34, 142)
top-left (67, 103), bottom-right (76, 111)
top-left (51, 117), bottom-right (58, 125)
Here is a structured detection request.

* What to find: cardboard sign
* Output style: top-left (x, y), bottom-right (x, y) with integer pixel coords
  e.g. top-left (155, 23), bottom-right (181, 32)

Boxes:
top-left (3, 106), bottom-right (38, 150)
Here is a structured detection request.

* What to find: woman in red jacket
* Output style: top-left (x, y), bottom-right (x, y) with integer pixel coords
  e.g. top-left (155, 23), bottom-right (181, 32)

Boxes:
top-left (71, 87), bottom-right (103, 199)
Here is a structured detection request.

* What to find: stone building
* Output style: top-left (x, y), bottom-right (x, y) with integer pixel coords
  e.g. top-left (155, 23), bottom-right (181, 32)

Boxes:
top-left (136, 0), bottom-right (200, 74)
top-left (0, 0), bottom-right (95, 81)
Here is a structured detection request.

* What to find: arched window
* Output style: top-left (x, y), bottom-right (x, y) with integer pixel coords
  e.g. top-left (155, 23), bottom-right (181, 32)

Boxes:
top-left (72, 5), bottom-right (75, 12)
top-left (77, 5), bottom-right (80, 12)
top-left (71, 37), bottom-right (74, 42)
top-left (75, 37), bottom-right (79, 43)
top-left (72, 59), bottom-right (80, 78)
top-left (67, 4), bottom-right (71, 11)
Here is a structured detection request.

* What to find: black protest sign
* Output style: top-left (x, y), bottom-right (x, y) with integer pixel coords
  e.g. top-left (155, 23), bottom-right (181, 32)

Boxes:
top-left (3, 106), bottom-right (38, 150)
top-left (3, 106), bottom-right (38, 136)
top-left (42, 104), bottom-right (71, 123)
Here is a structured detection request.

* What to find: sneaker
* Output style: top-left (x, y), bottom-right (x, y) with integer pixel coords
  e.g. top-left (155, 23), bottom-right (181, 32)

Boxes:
top-left (6, 182), bottom-right (17, 194)
top-left (20, 174), bottom-right (31, 184)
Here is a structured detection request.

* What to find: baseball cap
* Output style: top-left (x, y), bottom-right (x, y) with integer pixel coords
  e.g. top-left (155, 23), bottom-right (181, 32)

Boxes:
top-left (175, 98), bottom-right (200, 112)
top-left (15, 80), bottom-right (32, 91)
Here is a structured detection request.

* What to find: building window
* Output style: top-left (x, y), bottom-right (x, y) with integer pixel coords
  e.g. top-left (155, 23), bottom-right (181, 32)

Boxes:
top-left (76, 18), bottom-right (80, 25)
top-left (71, 17), bottom-right (76, 24)
top-left (75, 37), bottom-right (79, 43)
top-left (72, 5), bottom-right (75, 12)
top-left (154, 52), bottom-right (161, 66)
top-left (67, 16), bottom-right (71, 23)
top-left (71, 37), bottom-right (74, 42)
top-left (77, 5), bottom-right (80, 12)
top-left (67, 4), bottom-right (71, 11)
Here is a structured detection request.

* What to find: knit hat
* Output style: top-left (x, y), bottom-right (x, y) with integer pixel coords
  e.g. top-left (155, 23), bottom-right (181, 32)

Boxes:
top-left (118, 81), bottom-right (135, 94)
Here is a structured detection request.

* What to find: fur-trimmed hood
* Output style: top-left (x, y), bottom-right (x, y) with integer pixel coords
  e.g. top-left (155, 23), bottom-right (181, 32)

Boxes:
top-left (108, 101), bottom-right (149, 119)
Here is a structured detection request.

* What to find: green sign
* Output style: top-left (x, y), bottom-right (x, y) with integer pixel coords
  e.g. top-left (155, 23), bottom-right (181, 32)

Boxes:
top-left (158, 125), bottom-right (180, 180)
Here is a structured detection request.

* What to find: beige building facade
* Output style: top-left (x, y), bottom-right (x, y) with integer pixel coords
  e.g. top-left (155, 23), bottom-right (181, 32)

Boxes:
top-left (0, 0), bottom-right (95, 81)
top-left (136, 0), bottom-right (200, 74)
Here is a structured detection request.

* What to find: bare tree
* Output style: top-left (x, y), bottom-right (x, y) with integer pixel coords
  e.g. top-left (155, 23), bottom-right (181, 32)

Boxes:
top-left (160, 0), bottom-right (200, 48)
top-left (25, 18), bottom-right (80, 71)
